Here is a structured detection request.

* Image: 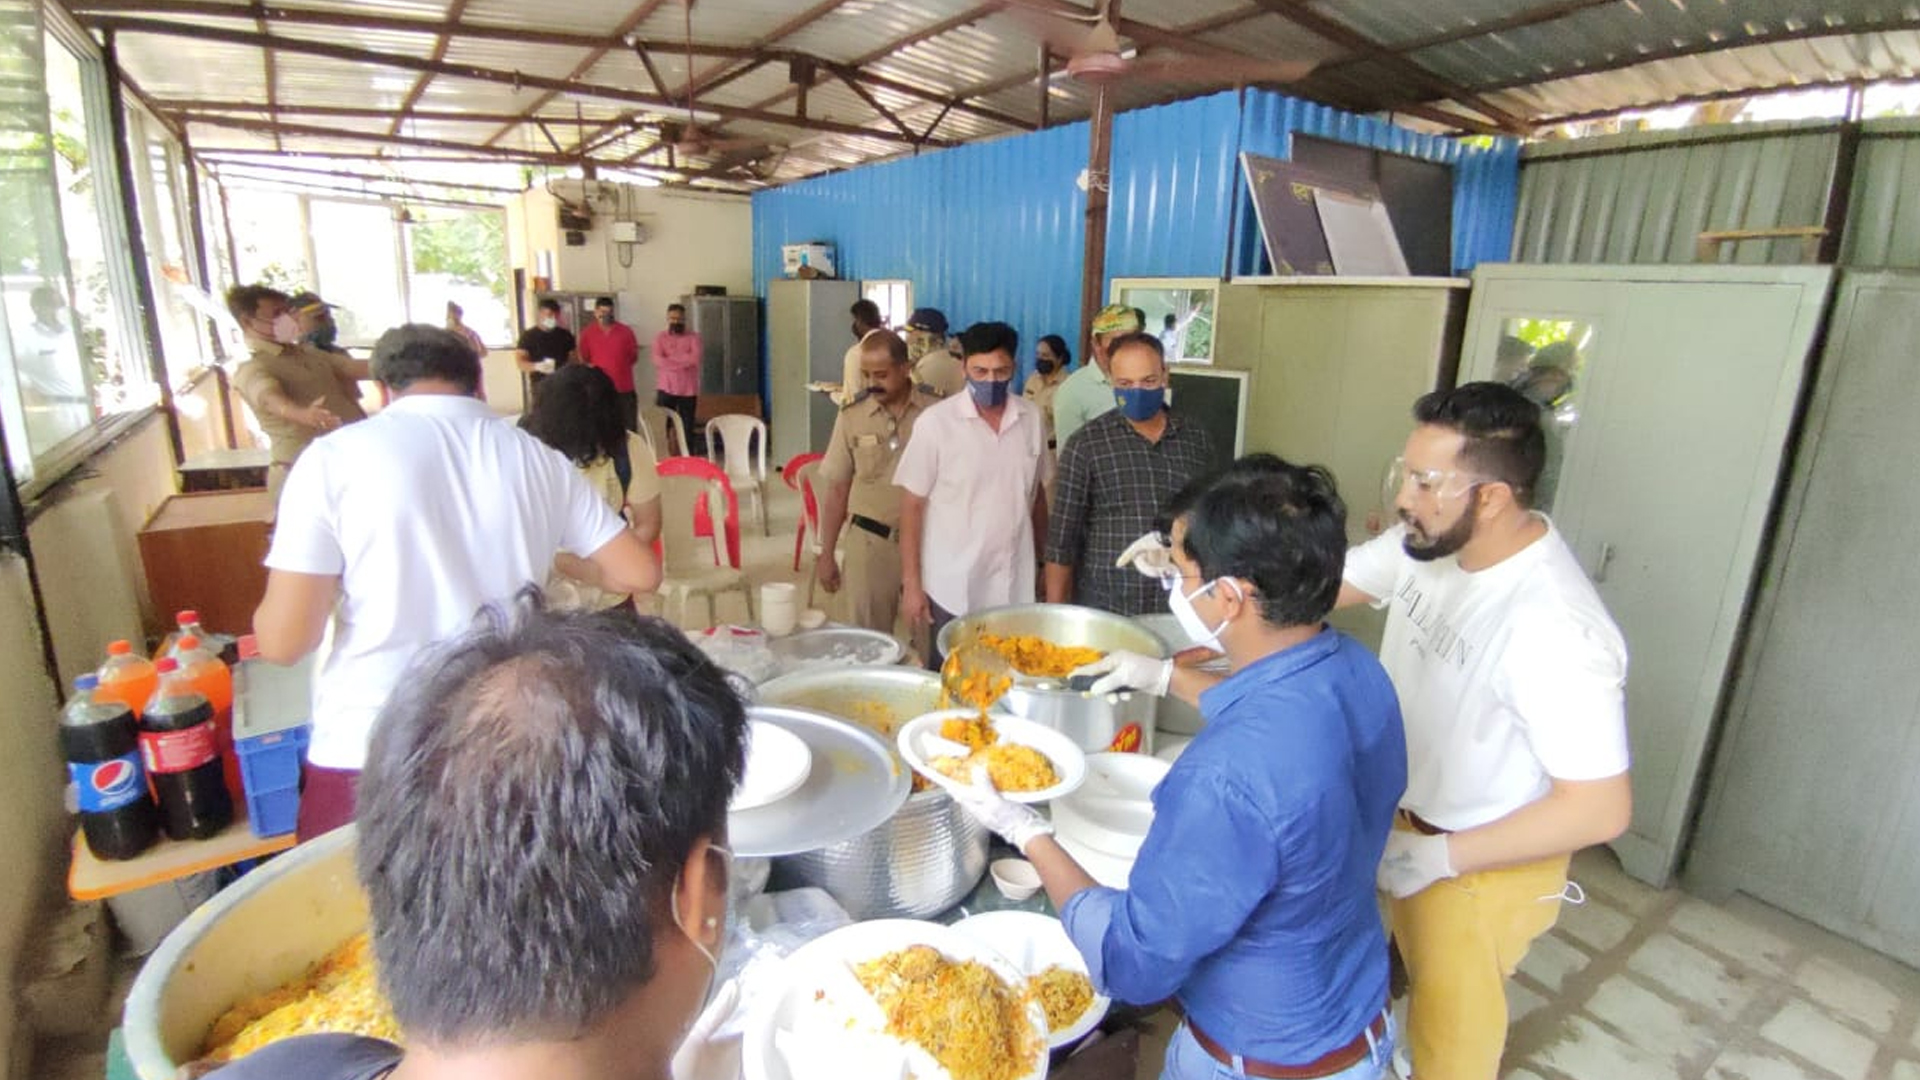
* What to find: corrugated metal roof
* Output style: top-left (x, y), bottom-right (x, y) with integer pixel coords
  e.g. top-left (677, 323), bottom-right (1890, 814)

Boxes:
top-left (79, 0), bottom-right (1920, 192)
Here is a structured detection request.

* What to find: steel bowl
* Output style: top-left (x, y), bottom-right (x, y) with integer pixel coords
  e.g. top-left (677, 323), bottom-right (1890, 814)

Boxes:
top-left (938, 603), bottom-right (1169, 754)
top-left (754, 667), bottom-right (989, 919)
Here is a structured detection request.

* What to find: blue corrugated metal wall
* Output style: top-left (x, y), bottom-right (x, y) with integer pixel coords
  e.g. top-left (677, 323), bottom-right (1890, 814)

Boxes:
top-left (752, 90), bottom-right (1519, 382)
top-left (1234, 90), bottom-right (1520, 276)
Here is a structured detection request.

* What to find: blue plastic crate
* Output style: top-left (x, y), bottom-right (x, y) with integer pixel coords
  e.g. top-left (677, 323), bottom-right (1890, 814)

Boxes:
top-left (236, 724), bottom-right (310, 794)
top-left (246, 784), bottom-right (300, 838)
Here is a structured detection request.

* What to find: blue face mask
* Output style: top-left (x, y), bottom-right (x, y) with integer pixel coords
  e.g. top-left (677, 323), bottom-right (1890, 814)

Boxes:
top-left (1114, 386), bottom-right (1165, 421)
top-left (968, 377), bottom-right (1011, 409)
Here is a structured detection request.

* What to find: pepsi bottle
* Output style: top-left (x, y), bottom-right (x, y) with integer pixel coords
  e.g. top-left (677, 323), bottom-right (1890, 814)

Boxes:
top-left (139, 658), bottom-right (233, 840)
top-left (61, 674), bottom-right (159, 860)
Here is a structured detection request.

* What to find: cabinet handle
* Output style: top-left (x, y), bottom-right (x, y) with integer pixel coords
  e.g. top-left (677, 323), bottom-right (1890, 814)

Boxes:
top-left (1591, 542), bottom-right (1616, 583)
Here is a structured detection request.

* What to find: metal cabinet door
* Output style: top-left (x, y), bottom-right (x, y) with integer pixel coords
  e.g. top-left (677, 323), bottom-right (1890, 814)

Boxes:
top-left (1460, 264), bottom-right (1832, 886)
top-left (1687, 272), bottom-right (1920, 965)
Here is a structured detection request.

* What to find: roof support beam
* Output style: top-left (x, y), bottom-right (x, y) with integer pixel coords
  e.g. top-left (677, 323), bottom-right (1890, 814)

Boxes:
top-left (69, 0), bottom-right (621, 50)
top-left (200, 156), bottom-right (524, 194)
top-left (387, 0), bottom-right (469, 137)
top-left (635, 44), bottom-right (670, 100)
top-left (248, 0), bottom-right (278, 151)
top-left (479, 0), bottom-right (670, 148)
top-left (1237, 0), bottom-right (1530, 132)
top-left (830, 64), bottom-right (916, 142)
top-left (87, 17), bottom-right (951, 148)
top-left (160, 100), bottom-right (605, 125)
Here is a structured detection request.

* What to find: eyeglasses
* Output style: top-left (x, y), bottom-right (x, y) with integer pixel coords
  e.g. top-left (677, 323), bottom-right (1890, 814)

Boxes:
top-left (1384, 456), bottom-right (1488, 503)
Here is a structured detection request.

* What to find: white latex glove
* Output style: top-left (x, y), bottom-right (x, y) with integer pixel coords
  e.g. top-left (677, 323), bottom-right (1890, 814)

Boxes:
top-left (1376, 829), bottom-right (1456, 899)
top-left (533, 357), bottom-right (558, 374)
top-left (1072, 650), bottom-right (1172, 697)
top-left (671, 979), bottom-right (744, 1080)
top-left (1114, 530), bottom-right (1174, 579)
top-left (949, 766), bottom-right (1053, 854)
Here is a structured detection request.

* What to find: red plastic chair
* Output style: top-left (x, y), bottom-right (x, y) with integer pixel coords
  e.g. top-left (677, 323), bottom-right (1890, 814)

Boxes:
top-left (781, 452), bottom-right (826, 571)
top-left (656, 456), bottom-right (742, 569)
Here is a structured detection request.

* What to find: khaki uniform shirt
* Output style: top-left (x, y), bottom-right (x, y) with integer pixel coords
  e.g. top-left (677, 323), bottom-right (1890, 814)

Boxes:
top-left (820, 390), bottom-right (937, 528)
top-left (1022, 370), bottom-right (1068, 446)
top-left (912, 350), bottom-right (966, 399)
top-left (232, 335), bottom-right (367, 465)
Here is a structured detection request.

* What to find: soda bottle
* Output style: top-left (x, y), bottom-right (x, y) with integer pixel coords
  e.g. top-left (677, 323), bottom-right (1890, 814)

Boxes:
top-left (158, 610), bottom-right (238, 666)
top-left (97, 640), bottom-right (158, 717)
top-left (139, 658), bottom-right (234, 840)
top-left (172, 636), bottom-right (243, 802)
top-left (61, 675), bottom-right (160, 860)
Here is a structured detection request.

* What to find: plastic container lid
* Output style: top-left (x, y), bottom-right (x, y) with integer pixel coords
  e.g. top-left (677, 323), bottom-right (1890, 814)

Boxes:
top-left (176, 610), bottom-right (199, 625)
top-left (154, 658), bottom-right (179, 674)
top-left (75, 674), bottom-right (99, 691)
top-left (107, 640), bottom-right (133, 656)
top-left (176, 636), bottom-right (201, 652)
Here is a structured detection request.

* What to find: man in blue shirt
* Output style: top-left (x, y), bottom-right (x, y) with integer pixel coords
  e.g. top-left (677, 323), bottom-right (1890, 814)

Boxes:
top-left (955, 454), bottom-right (1407, 1080)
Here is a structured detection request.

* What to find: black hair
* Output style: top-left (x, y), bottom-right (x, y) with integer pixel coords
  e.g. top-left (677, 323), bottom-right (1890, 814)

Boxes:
top-left (594, 296), bottom-right (615, 309)
top-left (959, 320), bottom-right (1019, 361)
top-left (1163, 313), bottom-right (1176, 328)
top-left (538, 298), bottom-right (563, 314)
top-left (667, 303), bottom-right (685, 315)
top-left (1411, 382), bottom-right (1547, 508)
top-left (370, 323), bottom-right (482, 394)
top-left (1037, 334), bottom-right (1070, 367)
top-left (850, 298), bottom-right (883, 326)
top-left (862, 329), bottom-right (910, 366)
top-left (1174, 454), bottom-right (1348, 628)
top-left (1106, 331), bottom-right (1164, 363)
top-left (520, 364), bottom-right (627, 466)
top-left (225, 283), bottom-right (288, 322)
top-left (357, 591), bottom-right (748, 1044)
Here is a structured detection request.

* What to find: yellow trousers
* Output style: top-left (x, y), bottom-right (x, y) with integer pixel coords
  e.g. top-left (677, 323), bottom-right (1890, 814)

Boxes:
top-left (1388, 818), bottom-right (1569, 1080)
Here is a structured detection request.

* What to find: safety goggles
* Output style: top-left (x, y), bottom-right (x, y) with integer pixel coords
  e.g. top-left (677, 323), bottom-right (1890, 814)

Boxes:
top-left (1383, 456), bottom-right (1488, 503)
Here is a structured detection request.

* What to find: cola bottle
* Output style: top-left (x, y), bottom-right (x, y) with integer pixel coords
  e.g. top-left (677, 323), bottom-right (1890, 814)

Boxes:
top-left (139, 658), bottom-right (234, 840)
top-left (61, 674), bottom-right (160, 860)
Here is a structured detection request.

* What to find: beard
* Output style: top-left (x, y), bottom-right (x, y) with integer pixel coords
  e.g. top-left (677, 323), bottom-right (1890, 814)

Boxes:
top-left (1401, 504), bottom-right (1476, 562)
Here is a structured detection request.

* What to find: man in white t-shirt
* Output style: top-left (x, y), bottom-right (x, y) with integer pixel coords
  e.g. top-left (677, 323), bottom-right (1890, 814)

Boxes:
top-left (1337, 381), bottom-right (1630, 1080)
top-left (252, 324), bottom-right (661, 841)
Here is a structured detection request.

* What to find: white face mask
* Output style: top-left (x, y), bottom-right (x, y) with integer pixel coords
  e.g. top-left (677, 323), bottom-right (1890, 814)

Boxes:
top-left (270, 312), bottom-right (302, 345)
top-left (1169, 575), bottom-right (1237, 650)
top-left (540, 316), bottom-right (558, 331)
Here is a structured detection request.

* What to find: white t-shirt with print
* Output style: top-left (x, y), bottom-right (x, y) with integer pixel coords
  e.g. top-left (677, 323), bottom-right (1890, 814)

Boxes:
top-left (1342, 520), bottom-right (1629, 830)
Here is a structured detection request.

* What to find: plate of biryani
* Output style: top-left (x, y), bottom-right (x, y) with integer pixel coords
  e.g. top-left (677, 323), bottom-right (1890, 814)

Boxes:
top-left (742, 919), bottom-right (1049, 1080)
top-left (897, 709), bottom-right (1087, 804)
top-left (952, 910), bottom-right (1110, 1050)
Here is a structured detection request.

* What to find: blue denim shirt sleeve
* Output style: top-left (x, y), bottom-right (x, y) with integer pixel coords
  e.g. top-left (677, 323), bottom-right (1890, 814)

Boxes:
top-left (1060, 766), bottom-right (1281, 1005)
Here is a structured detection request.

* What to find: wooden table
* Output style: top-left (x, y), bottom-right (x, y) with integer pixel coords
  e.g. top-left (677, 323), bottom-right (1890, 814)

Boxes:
top-left (177, 447), bottom-right (271, 492)
top-left (68, 811), bottom-right (295, 901)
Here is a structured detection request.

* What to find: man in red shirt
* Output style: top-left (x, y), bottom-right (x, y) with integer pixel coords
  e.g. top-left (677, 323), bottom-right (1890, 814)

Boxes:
top-left (579, 296), bottom-right (641, 431)
top-left (651, 302), bottom-right (704, 453)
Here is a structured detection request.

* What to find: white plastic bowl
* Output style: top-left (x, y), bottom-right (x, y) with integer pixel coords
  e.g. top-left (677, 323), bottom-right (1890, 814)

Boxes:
top-left (1051, 752), bottom-right (1169, 860)
top-left (989, 857), bottom-right (1042, 901)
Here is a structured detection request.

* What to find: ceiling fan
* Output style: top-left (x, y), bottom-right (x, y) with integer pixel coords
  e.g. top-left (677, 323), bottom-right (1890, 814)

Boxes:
top-left (654, 0), bottom-right (778, 159)
top-left (1003, 0), bottom-right (1317, 85)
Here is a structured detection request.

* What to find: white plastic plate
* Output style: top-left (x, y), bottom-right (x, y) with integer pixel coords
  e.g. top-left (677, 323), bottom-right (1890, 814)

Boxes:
top-left (731, 719), bottom-right (815, 812)
top-left (896, 708), bottom-right (1088, 804)
top-left (951, 910), bottom-right (1112, 1050)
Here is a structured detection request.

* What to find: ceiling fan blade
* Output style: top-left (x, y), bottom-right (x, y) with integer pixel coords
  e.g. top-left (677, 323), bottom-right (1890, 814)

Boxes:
top-left (999, 2), bottom-right (1097, 57)
top-left (705, 134), bottom-right (773, 154)
top-left (1128, 54), bottom-right (1317, 85)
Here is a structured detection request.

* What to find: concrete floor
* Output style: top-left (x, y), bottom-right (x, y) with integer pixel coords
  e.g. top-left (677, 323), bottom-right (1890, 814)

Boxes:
top-left (35, 482), bottom-right (1920, 1080)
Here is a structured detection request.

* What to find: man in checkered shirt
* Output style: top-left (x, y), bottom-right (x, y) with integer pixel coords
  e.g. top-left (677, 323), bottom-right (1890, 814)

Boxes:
top-left (1044, 333), bottom-right (1214, 616)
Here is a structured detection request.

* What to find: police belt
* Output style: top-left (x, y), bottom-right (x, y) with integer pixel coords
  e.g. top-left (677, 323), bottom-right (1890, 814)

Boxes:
top-left (850, 514), bottom-right (897, 541)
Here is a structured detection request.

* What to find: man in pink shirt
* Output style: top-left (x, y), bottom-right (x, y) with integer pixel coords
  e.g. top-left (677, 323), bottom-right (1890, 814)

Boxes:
top-left (651, 302), bottom-right (704, 453)
top-left (578, 296), bottom-right (640, 430)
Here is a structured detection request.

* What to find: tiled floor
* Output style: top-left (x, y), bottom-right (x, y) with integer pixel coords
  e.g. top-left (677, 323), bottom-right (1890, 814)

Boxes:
top-left (33, 483), bottom-right (1920, 1079)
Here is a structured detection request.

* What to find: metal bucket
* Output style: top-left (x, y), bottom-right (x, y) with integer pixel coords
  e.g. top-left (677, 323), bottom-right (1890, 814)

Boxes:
top-left (938, 603), bottom-right (1168, 755)
top-left (754, 667), bottom-right (989, 919)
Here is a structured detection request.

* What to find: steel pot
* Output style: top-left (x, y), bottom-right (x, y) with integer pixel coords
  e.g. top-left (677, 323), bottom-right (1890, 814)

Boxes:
top-left (754, 666), bottom-right (989, 919)
top-left (938, 603), bottom-right (1168, 755)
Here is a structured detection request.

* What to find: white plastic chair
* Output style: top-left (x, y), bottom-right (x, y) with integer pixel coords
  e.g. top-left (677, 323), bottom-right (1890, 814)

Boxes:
top-left (656, 473), bottom-right (753, 629)
top-left (640, 404), bottom-right (689, 459)
top-left (706, 414), bottom-right (770, 536)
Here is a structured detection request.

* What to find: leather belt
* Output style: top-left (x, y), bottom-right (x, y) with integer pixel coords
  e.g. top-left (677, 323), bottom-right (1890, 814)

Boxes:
top-left (850, 514), bottom-right (897, 541)
top-left (1400, 808), bottom-right (1452, 836)
top-left (1188, 1008), bottom-right (1389, 1079)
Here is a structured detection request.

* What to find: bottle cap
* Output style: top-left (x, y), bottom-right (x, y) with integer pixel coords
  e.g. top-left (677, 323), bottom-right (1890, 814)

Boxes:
top-left (154, 658), bottom-right (180, 674)
top-left (107, 640), bottom-right (132, 655)
top-left (177, 610), bottom-right (200, 626)
top-left (75, 674), bottom-right (99, 691)
top-left (178, 636), bottom-right (201, 651)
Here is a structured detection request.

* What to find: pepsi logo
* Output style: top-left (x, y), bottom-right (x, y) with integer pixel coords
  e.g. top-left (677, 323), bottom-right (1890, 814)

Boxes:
top-left (90, 759), bottom-right (139, 798)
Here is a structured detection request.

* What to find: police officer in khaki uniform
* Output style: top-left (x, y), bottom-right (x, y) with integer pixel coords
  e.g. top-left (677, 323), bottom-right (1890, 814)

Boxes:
top-left (906, 307), bottom-right (965, 399)
top-left (815, 330), bottom-right (937, 634)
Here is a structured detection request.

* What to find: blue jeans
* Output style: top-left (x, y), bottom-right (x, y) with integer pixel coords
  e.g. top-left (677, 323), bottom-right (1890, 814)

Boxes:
top-left (1162, 1014), bottom-right (1395, 1080)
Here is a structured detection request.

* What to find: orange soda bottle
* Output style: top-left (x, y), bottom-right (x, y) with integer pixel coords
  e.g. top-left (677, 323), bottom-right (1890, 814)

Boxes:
top-left (172, 635), bottom-right (242, 803)
top-left (97, 640), bottom-right (158, 718)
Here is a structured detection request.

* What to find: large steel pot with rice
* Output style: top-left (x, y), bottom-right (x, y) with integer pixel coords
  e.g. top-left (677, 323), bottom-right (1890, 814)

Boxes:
top-left (937, 603), bottom-right (1168, 755)
top-left (754, 666), bottom-right (989, 919)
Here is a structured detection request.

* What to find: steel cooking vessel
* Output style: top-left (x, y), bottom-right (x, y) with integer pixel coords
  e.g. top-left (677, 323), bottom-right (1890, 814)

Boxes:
top-left (937, 603), bottom-right (1168, 754)
top-left (753, 666), bottom-right (989, 919)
